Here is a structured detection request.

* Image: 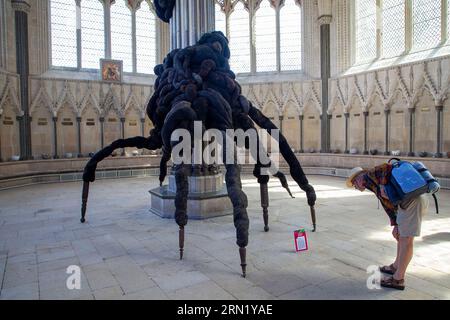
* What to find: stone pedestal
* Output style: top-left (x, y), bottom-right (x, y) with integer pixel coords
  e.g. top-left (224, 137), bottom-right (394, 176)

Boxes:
top-left (149, 173), bottom-right (233, 220)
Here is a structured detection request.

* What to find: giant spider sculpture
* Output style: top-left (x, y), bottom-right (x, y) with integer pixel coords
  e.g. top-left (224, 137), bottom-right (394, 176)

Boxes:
top-left (80, 31), bottom-right (317, 277)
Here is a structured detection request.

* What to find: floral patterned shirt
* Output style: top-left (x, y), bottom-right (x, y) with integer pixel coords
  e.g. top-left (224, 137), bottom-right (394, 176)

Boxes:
top-left (363, 163), bottom-right (398, 226)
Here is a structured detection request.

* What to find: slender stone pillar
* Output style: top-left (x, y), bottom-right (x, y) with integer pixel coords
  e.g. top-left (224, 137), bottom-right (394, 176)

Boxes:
top-left (344, 112), bottom-right (350, 154)
top-left (363, 111), bottom-right (369, 155)
top-left (279, 116), bottom-right (283, 133)
top-left (131, 7), bottom-right (137, 73)
top-left (120, 117), bottom-right (126, 156)
top-left (299, 115), bottom-right (304, 153)
top-left (435, 105), bottom-right (444, 158)
top-left (100, 117), bottom-right (105, 148)
top-left (170, 0), bottom-right (215, 50)
top-left (52, 117), bottom-right (58, 159)
top-left (76, 0), bottom-right (82, 69)
top-left (141, 118), bottom-right (145, 136)
top-left (408, 108), bottom-right (415, 157)
top-left (384, 109), bottom-right (391, 155)
top-left (77, 117), bottom-right (82, 157)
top-left (104, 1), bottom-right (112, 59)
top-left (12, 0), bottom-right (32, 160)
top-left (318, 8), bottom-right (332, 153)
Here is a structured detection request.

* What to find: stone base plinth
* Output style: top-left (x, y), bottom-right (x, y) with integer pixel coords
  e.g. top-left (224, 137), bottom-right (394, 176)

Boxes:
top-left (149, 173), bottom-right (233, 220)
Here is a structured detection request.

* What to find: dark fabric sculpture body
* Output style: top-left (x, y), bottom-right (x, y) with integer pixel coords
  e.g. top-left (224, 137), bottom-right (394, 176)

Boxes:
top-left (82, 31), bottom-right (316, 275)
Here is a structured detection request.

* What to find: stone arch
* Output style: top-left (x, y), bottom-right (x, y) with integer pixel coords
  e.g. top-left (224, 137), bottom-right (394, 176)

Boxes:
top-left (57, 102), bottom-right (78, 157)
top-left (262, 100), bottom-right (281, 128)
top-left (81, 100), bottom-right (101, 155)
top-left (348, 94), bottom-right (364, 153)
top-left (103, 108), bottom-right (121, 149)
top-left (330, 99), bottom-right (345, 153)
top-left (414, 88), bottom-right (436, 154)
top-left (31, 103), bottom-right (53, 159)
top-left (282, 100), bottom-right (301, 151)
top-left (302, 101), bottom-right (320, 152)
top-left (367, 93), bottom-right (385, 153)
top-left (0, 97), bottom-right (21, 161)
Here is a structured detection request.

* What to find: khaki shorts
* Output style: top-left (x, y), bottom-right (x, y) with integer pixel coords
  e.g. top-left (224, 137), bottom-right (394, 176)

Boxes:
top-left (396, 194), bottom-right (429, 237)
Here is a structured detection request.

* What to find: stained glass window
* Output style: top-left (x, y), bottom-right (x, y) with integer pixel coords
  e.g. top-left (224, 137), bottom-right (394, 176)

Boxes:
top-left (81, 0), bottom-right (104, 69)
top-left (255, 0), bottom-right (277, 72)
top-left (412, 0), bottom-right (442, 51)
top-left (111, 0), bottom-right (133, 72)
top-left (382, 0), bottom-right (405, 58)
top-left (280, 0), bottom-right (302, 71)
top-left (51, 0), bottom-right (77, 68)
top-left (136, 1), bottom-right (156, 74)
top-left (229, 1), bottom-right (251, 73)
top-left (355, 0), bottom-right (377, 64)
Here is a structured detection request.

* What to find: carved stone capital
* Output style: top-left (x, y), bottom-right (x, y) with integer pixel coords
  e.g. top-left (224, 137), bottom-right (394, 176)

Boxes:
top-left (435, 105), bottom-right (444, 112)
top-left (318, 15), bottom-right (332, 26)
top-left (11, 0), bottom-right (31, 13)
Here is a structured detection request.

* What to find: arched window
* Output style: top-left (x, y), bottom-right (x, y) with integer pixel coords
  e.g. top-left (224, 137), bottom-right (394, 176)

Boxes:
top-left (81, 0), bottom-right (104, 69)
top-left (50, 0), bottom-right (77, 68)
top-left (229, 1), bottom-right (251, 74)
top-left (448, 0), bottom-right (450, 40)
top-left (382, 0), bottom-right (405, 58)
top-left (136, 1), bottom-right (156, 74)
top-left (355, 0), bottom-right (377, 64)
top-left (111, 0), bottom-right (133, 72)
top-left (215, 3), bottom-right (227, 37)
top-left (280, 0), bottom-right (302, 71)
top-left (412, 0), bottom-right (442, 51)
top-left (255, 0), bottom-right (276, 72)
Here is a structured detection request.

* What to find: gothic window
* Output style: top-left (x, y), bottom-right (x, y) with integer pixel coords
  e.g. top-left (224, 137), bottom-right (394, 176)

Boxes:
top-left (81, 0), bottom-right (105, 69)
top-left (355, 0), bottom-right (377, 64)
top-left (215, 2), bottom-right (227, 37)
top-left (229, 1), bottom-right (251, 73)
top-left (412, 0), bottom-right (442, 51)
top-left (50, 0), bottom-right (158, 74)
top-left (136, 1), bottom-right (157, 74)
top-left (280, 0), bottom-right (302, 71)
top-left (382, 0), bottom-right (405, 58)
top-left (50, 0), bottom-right (77, 68)
top-left (111, 0), bottom-right (133, 72)
top-left (255, 0), bottom-right (277, 72)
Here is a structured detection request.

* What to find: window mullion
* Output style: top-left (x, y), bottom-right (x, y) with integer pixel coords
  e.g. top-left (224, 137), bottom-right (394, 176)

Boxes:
top-left (76, 0), bottom-right (81, 69)
top-left (275, 4), bottom-right (281, 72)
top-left (250, 2), bottom-right (256, 74)
top-left (131, 8), bottom-right (137, 73)
top-left (405, 0), bottom-right (412, 53)
top-left (104, 0), bottom-right (112, 59)
top-left (441, 0), bottom-right (447, 43)
top-left (376, 0), bottom-right (382, 59)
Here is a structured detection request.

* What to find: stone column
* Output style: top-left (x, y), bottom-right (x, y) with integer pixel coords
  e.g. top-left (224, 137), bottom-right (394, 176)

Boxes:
top-left (435, 105), bottom-right (444, 158)
top-left (120, 117), bottom-right (125, 156)
top-left (131, 5), bottom-right (137, 73)
top-left (299, 115), bottom-right (304, 153)
top-left (344, 112), bottom-right (350, 154)
top-left (77, 116), bottom-right (82, 157)
top-left (100, 117), bottom-right (105, 148)
top-left (384, 109), bottom-right (390, 155)
top-left (408, 108), bottom-right (415, 156)
top-left (12, 0), bottom-right (32, 160)
top-left (104, 1), bottom-right (112, 59)
top-left (279, 116), bottom-right (283, 133)
top-left (363, 111), bottom-right (369, 155)
top-left (76, 0), bottom-right (82, 69)
top-left (318, 1), bottom-right (332, 154)
top-left (52, 116), bottom-right (58, 159)
top-left (170, 0), bottom-right (215, 50)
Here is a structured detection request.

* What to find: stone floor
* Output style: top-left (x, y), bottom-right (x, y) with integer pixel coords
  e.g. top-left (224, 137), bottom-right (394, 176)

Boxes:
top-left (0, 175), bottom-right (449, 300)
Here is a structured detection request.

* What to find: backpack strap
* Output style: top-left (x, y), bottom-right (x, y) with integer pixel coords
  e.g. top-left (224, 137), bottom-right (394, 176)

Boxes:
top-left (432, 193), bottom-right (439, 214)
top-left (388, 158), bottom-right (401, 164)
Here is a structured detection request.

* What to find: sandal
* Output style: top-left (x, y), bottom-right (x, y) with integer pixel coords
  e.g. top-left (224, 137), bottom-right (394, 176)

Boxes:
top-left (381, 276), bottom-right (405, 291)
top-left (380, 264), bottom-right (397, 275)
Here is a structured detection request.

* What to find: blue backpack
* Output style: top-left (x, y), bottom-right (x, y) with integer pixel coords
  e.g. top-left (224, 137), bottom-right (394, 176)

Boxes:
top-left (384, 158), bottom-right (440, 213)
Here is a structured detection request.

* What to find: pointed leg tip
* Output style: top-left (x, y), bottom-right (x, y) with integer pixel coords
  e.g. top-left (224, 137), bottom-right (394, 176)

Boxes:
top-left (264, 226), bottom-right (269, 232)
top-left (80, 218), bottom-right (86, 223)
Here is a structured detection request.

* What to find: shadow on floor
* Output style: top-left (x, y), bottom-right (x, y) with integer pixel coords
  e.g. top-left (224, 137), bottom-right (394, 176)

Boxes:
top-left (422, 232), bottom-right (450, 243)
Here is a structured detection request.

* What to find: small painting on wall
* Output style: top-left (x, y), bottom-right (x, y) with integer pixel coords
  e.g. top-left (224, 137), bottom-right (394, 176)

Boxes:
top-left (100, 59), bottom-right (123, 83)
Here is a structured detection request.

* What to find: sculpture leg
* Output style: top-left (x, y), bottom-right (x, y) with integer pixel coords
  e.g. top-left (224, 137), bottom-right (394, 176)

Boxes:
top-left (174, 164), bottom-right (190, 260)
top-left (224, 164), bottom-right (249, 277)
top-left (260, 182), bottom-right (269, 232)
